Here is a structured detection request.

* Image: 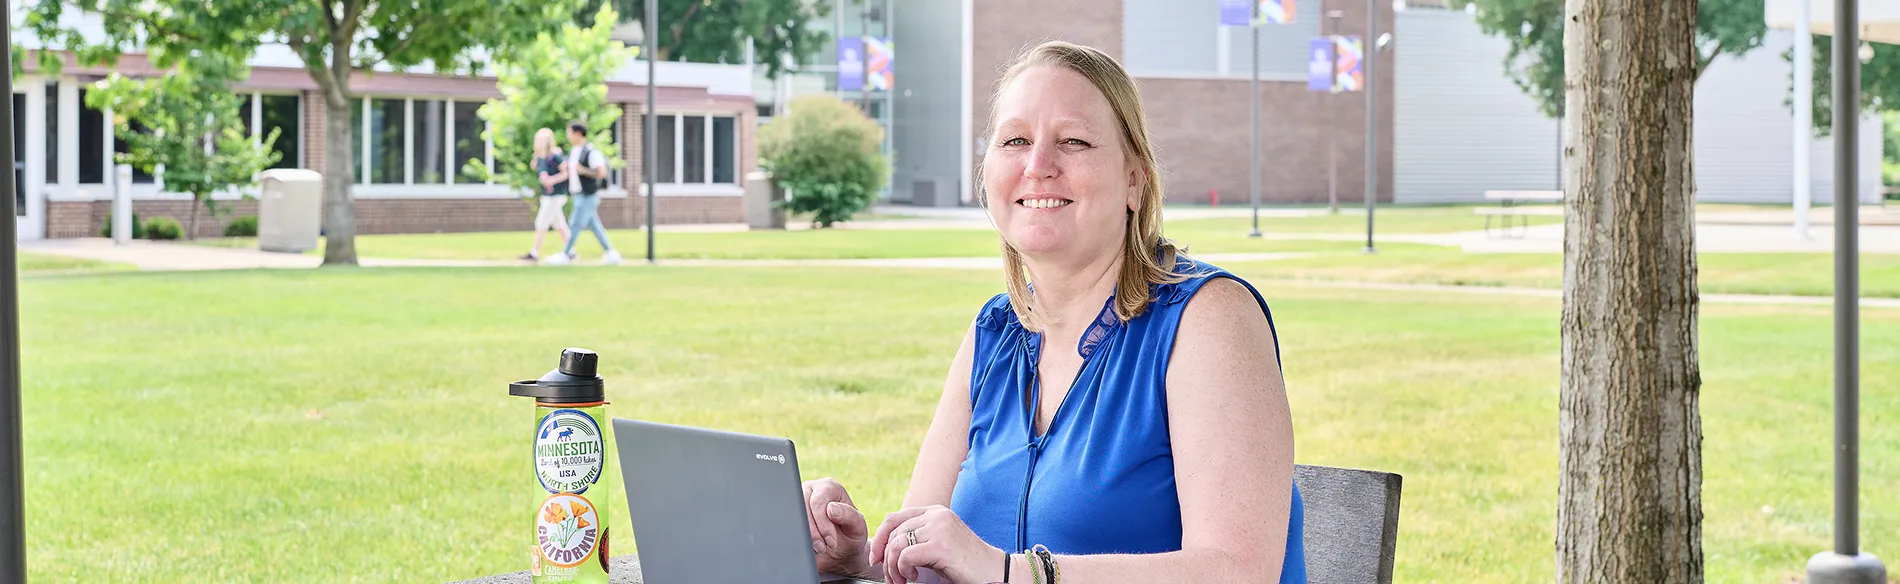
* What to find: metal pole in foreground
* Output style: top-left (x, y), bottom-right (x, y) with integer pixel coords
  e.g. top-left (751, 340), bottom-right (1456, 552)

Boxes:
top-left (1249, 10), bottom-right (1261, 238)
top-left (644, 0), bottom-right (657, 264)
top-left (1806, 0), bottom-right (1887, 580)
top-left (0, 0), bottom-right (28, 578)
top-left (1362, 0), bottom-right (1377, 254)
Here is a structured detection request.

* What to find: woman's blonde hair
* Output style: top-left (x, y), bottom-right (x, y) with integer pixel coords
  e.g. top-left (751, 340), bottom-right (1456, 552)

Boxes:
top-left (983, 41), bottom-right (1184, 332)
top-left (533, 128), bottom-right (560, 159)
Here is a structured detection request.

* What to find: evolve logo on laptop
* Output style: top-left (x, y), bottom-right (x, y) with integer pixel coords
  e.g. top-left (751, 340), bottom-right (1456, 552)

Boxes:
top-left (613, 418), bottom-right (878, 584)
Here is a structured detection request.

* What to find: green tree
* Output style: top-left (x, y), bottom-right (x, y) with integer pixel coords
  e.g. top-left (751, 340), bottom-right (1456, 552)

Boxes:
top-left (25, 0), bottom-right (577, 265)
top-left (577, 0), bottom-right (829, 79)
top-left (471, 4), bottom-right (633, 203)
top-left (1787, 37), bottom-right (1899, 137)
top-left (1450, 0), bottom-right (1767, 118)
top-left (85, 53), bottom-right (282, 240)
top-left (759, 94), bottom-right (888, 228)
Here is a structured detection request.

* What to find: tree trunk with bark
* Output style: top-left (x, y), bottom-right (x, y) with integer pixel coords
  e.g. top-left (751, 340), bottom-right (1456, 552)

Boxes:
top-left (321, 88), bottom-right (357, 265)
top-left (1558, 0), bottom-right (1704, 582)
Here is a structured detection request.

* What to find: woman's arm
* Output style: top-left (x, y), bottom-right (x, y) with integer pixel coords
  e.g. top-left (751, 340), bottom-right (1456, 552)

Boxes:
top-left (947, 278), bottom-right (1294, 584)
top-left (902, 320), bottom-right (978, 508)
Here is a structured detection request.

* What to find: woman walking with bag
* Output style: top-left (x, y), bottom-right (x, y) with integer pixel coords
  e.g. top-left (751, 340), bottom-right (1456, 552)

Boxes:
top-left (521, 128), bottom-right (573, 263)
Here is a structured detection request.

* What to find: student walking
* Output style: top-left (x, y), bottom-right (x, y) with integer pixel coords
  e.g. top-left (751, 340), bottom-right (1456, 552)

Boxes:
top-left (544, 120), bottom-right (620, 265)
top-left (522, 128), bottom-right (572, 262)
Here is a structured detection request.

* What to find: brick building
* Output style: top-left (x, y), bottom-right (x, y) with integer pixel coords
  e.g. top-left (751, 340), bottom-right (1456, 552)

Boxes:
top-left (11, 20), bottom-right (756, 241)
top-left (862, 0), bottom-right (1397, 208)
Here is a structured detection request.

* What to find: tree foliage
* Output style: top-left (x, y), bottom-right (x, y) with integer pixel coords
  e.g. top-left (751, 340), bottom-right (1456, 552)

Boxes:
top-left (24, 0), bottom-right (580, 263)
top-left (576, 0), bottom-right (829, 79)
top-left (83, 53), bottom-right (280, 239)
top-left (759, 95), bottom-right (888, 228)
top-left (1787, 37), bottom-right (1900, 137)
top-left (1450, 0), bottom-right (1767, 118)
top-left (471, 5), bottom-right (633, 203)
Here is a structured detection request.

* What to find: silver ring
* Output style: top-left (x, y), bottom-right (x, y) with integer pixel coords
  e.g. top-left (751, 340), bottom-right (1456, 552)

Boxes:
top-left (905, 530), bottom-right (917, 546)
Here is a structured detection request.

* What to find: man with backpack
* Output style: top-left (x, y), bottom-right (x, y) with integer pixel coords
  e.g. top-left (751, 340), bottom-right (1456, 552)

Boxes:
top-left (545, 120), bottom-right (621, 265)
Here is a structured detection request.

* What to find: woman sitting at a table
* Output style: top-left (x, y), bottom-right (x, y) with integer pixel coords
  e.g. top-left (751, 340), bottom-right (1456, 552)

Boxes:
top-left (801, 40), bottom-right (1306, 584)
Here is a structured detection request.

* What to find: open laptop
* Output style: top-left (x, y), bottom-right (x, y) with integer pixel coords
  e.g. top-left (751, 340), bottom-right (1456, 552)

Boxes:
top-left (613, 418), bottom-right (882, 584)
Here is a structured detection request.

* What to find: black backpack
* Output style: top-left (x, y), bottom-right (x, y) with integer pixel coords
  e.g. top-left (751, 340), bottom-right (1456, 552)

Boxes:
top-left (574, 144), bottom-right (603, 194)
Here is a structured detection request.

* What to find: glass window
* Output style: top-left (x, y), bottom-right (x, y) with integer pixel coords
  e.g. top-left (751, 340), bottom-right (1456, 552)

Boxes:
top-left (683, 115), bottom-right (705, 183)
top-left (114, 122), bottom-right (154, 184)
top-left (259, 94), bottom-right (300, 170)
top-left (44, 83), bottom-right (57, 181)
top-left (352, 98), bottom-right (364, 183)
top-left (712, 116), bottom-right (735, 184)
top-left (656, 115), bottom-right (676, 183)
top-left (78, 89), bottom-right (104, 184)
top-left (452, 100), bottom-right (488, 183)
top-left (368, 98), bottom-right (406, 184)
top-left (412, 99), bottom-right (446, 184)
top-left (608, 117), bottom-right (621, 186)
top-left (238, 94), bottom-right (253, 138)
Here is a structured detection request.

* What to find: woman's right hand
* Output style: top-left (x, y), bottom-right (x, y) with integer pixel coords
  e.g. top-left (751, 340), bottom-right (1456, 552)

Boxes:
top-left (804, 477), bottom-right (873, 578)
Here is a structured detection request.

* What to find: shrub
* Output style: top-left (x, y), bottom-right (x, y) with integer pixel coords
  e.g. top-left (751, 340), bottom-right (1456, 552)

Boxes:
top-left (99, 212), bottom-right (145, 239)
top-left (143, 217), bottom-right (183, 240)
top-left (758, 95), bottom-right (889, 228)
top-left (224, 215), bottom-right (259, 237)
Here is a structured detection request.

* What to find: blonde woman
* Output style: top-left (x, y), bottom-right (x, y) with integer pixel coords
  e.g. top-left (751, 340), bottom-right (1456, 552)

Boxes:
top-left (521, 128), bottom-right (572, 262)
top-left (802, 41), bottom-right (1305, 583)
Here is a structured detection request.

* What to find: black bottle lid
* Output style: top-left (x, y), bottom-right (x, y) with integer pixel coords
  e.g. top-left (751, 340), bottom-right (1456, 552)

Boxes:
top-left (508, 348), bottom-right (605, 404)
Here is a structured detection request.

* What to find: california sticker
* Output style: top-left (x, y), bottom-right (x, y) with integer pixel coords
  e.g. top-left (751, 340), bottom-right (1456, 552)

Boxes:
top-left (535, 409), bottom-right (605, 494)
top-left (536, 493), bottom-right (602, 569)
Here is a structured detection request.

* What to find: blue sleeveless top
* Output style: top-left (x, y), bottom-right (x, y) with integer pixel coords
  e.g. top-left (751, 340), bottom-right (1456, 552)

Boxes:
top-left (948, 258), bottom-right (1307, 582)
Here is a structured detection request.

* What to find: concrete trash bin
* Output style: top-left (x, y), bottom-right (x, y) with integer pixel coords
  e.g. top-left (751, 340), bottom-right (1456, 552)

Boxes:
top-left (257, 169), bottom-right (323, 253)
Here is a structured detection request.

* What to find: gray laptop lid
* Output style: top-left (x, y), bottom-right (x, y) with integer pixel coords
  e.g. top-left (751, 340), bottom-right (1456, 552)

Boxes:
top-left (615, 418), bottom-right (863, 584)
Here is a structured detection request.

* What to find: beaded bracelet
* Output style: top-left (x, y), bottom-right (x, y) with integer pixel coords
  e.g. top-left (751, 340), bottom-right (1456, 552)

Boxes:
top-left (1027, 549), bottom-right (1044, 584)
top-left (1031, 544), bottom-right (1059, 584)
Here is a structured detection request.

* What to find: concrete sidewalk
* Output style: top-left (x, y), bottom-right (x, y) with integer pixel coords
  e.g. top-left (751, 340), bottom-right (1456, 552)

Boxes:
top-left (1421, 222), bottom-right (1900, 254)
top-left (23, 237), bottom-right (1899, 310)
top-left (21, 238), bottom-right (531, 271)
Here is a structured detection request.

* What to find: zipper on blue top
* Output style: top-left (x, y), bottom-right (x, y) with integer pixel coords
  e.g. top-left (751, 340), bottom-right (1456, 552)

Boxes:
top-left (1015, 332), bottom-right (1040, 553)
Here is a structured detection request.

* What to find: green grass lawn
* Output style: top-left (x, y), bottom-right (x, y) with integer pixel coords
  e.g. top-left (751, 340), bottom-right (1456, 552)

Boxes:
top-left (16, 252), bottom-right (133, 275)
top-left (16, 266), bottom-right (1896, 582)
top-left (1227, 248), bottom-right (1900, 298)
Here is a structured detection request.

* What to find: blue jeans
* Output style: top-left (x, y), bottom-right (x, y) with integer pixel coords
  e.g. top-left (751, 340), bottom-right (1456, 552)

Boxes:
top-left (562, 193), bottom-right (613, 255)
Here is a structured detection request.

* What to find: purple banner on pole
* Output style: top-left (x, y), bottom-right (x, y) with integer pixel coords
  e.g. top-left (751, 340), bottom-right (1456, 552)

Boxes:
top-left (1220, 0), bottom-right (1252, 26)
top-left (838, 36), bottom-right (865, 92)
top-left (1307, 37), bottom-right (1335, 91)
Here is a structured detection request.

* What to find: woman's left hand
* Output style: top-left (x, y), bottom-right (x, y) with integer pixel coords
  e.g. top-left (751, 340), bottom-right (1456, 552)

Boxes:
top-left (869, 506), bottom-right (1003, 584)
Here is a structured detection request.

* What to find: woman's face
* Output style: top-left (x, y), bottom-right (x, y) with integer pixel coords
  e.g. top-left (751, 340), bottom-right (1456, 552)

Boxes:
top-left (535, 130), bottom-right (552, 154)
top-left (983, 65), bottom-right (1140, 262)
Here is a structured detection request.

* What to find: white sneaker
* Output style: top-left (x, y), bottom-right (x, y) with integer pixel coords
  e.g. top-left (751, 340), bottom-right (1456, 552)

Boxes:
top-left (600, 249), bottom-right (622, 265)
top-left (542, 253), bottom-right (572, 265)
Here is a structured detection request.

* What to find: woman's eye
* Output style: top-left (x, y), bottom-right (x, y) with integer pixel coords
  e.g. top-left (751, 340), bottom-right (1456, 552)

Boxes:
top-left (1002, 137), bottom-right (1029, 147)
top-left (1062, 138), bottom-right (1092, 147)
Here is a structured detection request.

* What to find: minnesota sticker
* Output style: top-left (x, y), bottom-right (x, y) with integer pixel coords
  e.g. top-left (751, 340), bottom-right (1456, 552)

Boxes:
top-left (536, 493), bottom-right (601, 569)
top-left (535, 409), bottom-right (605, 494)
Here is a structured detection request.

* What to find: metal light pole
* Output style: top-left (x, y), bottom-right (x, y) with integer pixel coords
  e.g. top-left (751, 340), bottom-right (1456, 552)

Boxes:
top-left (1327, 10), bottom-right (1342, 215)
top-left (645, 0), bottom-right (657, 264)
top-left (1794, 0), bottom-right (1814, 240)
top-left (860, 3), bottom-right (871, 112)
top-left (0, 0), bottom-right (26, 578)
top-left (1362, 0), bottom-right (1378, 254)
top-left (1249, 1), bottom-right (1261, 238)
top-left (1805, 0), bottom-right (1888, 581)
